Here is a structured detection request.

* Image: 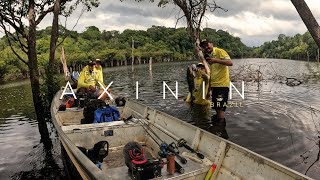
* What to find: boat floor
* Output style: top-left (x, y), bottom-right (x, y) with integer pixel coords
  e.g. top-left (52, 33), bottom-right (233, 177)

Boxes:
top-left (57, 102), bottom-right (209, 179)
top-left (102, 149), bottom-right (208, 179)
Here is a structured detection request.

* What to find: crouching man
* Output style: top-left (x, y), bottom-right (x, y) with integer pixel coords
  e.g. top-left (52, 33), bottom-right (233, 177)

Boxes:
top-left (77, 60), bottom-right (109, 100)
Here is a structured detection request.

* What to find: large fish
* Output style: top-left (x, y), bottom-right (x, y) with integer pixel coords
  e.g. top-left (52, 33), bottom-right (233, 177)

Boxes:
top-left (187, 64), bottom-right (197, 101)
top-left (186, 64), bottom-right (210, 105)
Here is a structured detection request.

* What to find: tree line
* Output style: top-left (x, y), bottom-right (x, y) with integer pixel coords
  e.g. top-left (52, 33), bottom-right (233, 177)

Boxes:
top-left (0, 25), bottom-right (250, 82)
top-left (1, 25), bottom-right (319, 83)
top-left (252, 32), bottom-right (319, 61)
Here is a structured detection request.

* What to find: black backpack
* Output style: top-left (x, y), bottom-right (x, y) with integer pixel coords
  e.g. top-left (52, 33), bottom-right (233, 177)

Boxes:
top-left (81, 99), bottom-right (107, 124)
top-left (78, 141), bottom-right (109, 169)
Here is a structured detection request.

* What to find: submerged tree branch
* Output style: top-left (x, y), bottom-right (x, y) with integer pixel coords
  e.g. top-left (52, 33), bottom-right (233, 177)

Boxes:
top-left (305, 138), bottom-right (320, 175)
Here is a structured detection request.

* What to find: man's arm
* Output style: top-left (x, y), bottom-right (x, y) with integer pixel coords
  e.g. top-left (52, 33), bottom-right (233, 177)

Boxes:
top-left (96, 68), bottom-right (104, 84)
top-left (77, 70), bottom-right (90, 89)
top-left (95, 75), bottom-right (108, 91)
top-left (200, 70), bottom-right (210, 80)
top-left (195, 46), bottom-right (211, 74)
top-left (206, 58), bottom-right (233, 66)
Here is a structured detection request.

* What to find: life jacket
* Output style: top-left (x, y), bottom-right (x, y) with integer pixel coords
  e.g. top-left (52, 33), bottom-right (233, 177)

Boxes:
top-left (66, 97), bottom-right (75, 108)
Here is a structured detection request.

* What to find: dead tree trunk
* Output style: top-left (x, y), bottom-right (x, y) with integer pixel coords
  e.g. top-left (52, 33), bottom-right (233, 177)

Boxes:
top-left (173, 0), bottom-right (211, 74)
top-left (49, 0), bottom-right (60, 71)
top-left (45, 0), bottom-right (63, 110)
top-left (291, 0), bottom-right (320, 48)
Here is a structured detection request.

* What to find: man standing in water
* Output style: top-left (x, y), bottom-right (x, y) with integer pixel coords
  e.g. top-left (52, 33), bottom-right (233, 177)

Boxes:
top-left (200, 39), bottom-right (233, 125)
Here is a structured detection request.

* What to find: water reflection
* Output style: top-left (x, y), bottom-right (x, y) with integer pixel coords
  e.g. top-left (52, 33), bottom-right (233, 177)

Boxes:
top-left (149, 70), bottom-right (153, 81)
top-left (0, 84), bottom-right (64, 180)
top-left (106, 59), bottom-right (320, 178)
top-left (0, 59), bottom-right (319, 179)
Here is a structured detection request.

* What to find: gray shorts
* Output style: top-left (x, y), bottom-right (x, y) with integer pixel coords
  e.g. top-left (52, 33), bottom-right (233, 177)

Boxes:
top-left (88, 88), bottom-right (100, 99)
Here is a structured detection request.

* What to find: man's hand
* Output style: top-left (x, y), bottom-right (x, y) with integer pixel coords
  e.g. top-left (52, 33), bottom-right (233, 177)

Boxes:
top-left (195, 46), bottom-right (201, 54)
top-left (206, 58), bottom-right (217, 64)
top-left (206, 58), bottom-right (233, 66)
top-left (89, 85), bottom-right (96, 92)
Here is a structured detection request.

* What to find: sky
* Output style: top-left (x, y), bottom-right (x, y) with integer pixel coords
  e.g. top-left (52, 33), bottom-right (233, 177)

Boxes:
top-left (2, 0), bottom-right (320, 47)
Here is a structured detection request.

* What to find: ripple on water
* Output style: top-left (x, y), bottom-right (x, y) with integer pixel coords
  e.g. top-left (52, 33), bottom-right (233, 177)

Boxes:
top-left (0, 59), bottom-right (319, 179)
top-left (108, 60), bottom-right (320, 179)
top-left (227, 88), bottom-right (319, 173)
top-left (0, 114), bottom-right (42, 179)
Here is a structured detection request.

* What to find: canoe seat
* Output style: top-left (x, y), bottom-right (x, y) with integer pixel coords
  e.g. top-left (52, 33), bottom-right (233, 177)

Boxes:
top-left (57, 106), bottom-right (124, 126)
top-left (57, 109), bottom-right (83, 125)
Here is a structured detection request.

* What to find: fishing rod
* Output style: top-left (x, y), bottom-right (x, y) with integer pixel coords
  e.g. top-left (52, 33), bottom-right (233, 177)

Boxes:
top-left (125, 116), bottom-right (188, 164)
top-left (124, 115), bottom-right (161, 147)
top-left (138, 118), bottom-right (188, 164)
top-left (177, 139), bottom-right (204, 159)
top-left (145, 119), bottom-right (205, 159)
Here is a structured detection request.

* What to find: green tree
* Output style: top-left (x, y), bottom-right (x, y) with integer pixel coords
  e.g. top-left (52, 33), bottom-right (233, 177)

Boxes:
top-left (81, 26), bottom-right (102, 40)
top-left (0, 0), bottom-right (100, 156)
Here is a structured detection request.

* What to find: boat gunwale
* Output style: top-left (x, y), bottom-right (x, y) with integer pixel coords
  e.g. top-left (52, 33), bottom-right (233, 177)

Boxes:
top-left (123, 96), bottom-right (312, 180)
top-left (51, 91), bottom-right (312, 180)
top-left (50, 93), bottom-right (111, 180)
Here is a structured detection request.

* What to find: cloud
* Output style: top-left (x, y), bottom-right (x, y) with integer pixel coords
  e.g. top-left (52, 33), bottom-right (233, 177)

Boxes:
top-left (205, 10), bottom-right (308, 46)
top-left (1, 0), bottom-right (319, 47)
top-left (37, 1), bottom-right (181, 33)
top-left (199, 0), bottom-right (319, 46)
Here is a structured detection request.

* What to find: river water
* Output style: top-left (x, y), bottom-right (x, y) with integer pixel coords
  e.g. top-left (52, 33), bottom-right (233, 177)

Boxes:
top-left (0, 58), bottom-right (319, 179)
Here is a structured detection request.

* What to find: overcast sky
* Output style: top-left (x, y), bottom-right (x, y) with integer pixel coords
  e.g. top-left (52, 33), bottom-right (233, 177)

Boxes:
top-left (3, 0), bottom-right (320, 47)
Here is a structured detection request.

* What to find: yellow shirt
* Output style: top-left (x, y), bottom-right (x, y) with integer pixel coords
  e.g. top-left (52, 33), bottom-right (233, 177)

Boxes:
top-left (77, 66), bottom-right (104, 89)
top-left (210, 47), bottom-right (231, 87)
top-left (95, 66), bottom-right (104, 83)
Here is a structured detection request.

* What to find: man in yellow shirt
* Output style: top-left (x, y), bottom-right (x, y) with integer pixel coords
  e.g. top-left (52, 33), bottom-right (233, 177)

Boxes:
top-left (94, 58), bottom-right (104, 83)
top-left (77, 61), bottom-right (108, 100)
top-left (200, 40), bottom-right (233, 125)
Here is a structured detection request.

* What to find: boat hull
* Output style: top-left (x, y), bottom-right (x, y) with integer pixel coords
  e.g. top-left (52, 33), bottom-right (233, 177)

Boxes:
top-left (51, 91), bottom-right (311, 180)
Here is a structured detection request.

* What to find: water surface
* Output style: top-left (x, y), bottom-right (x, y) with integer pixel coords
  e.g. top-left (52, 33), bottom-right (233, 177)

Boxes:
top-left (0, 58), bottom-right (319, 179)
top-left (106, 59), bottom-right (320, 178)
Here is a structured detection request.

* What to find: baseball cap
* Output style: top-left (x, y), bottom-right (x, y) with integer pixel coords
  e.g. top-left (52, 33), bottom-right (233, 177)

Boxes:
top-left (196, 62), bottom-right (205, 68)
top-left (88, 60), bottom-right (95, 66)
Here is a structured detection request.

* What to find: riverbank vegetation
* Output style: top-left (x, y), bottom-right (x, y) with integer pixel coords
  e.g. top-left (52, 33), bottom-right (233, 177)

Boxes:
top-left (0, 26), bottom-right (319, 82)
top-left (0, 26), bottom-right (249, 82)
top-left (252, 32), bottom-right (319, 61)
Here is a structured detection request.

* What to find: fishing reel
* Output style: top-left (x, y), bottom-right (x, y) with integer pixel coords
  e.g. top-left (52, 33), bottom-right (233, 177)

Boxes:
top-left (158, 143), bottom-right (168, 158)
top-left (158, 142), bottom-right (179, 158)
top-left (168, 142), bottom-right (179, 154)
top-left (177, 139), bottom-right (187, 148)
